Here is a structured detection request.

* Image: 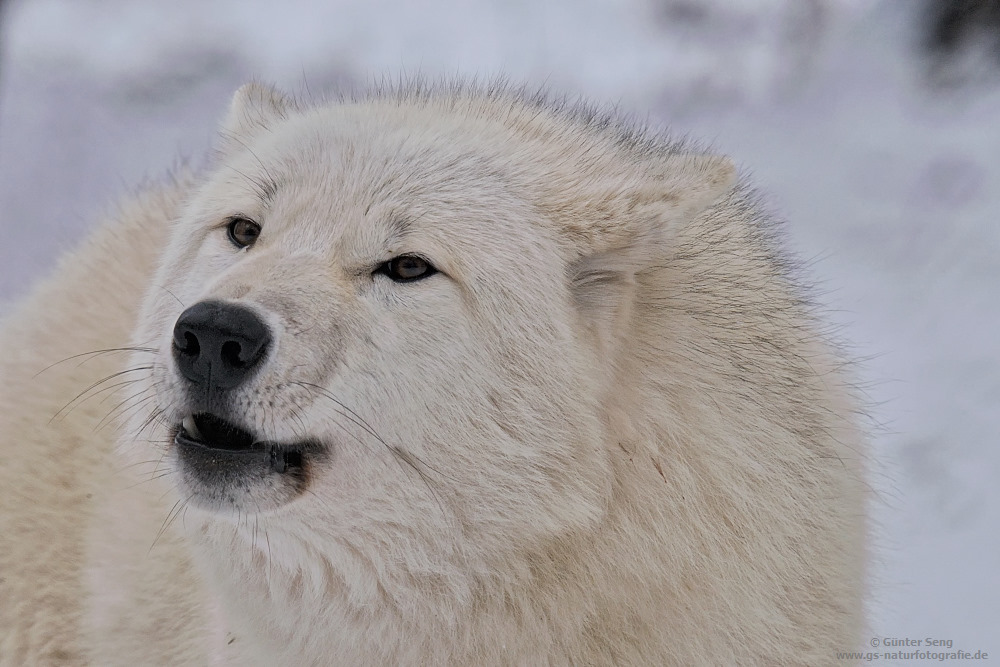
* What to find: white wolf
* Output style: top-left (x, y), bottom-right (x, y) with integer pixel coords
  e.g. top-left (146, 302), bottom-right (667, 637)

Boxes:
top-left (0, 82), bottom-right (866, 665)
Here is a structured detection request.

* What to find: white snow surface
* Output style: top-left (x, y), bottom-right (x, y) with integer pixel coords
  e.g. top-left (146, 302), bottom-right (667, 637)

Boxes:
top-left (0, 0), bottom-right (996, 659)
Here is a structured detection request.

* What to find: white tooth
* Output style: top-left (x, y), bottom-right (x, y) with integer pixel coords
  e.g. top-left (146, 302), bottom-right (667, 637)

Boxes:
top-left (182, 415), bottom-right (202, 440)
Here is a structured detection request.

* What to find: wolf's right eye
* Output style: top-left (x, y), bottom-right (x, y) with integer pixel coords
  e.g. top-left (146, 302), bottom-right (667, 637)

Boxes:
top-left (227, 217), bottom-right (261, 249)
top-left (376, 255), bottom-right (437, 282)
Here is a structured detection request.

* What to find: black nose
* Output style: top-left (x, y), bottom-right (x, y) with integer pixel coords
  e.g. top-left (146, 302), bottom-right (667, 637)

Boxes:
top-left (172, 301), bottom-right (271, 391)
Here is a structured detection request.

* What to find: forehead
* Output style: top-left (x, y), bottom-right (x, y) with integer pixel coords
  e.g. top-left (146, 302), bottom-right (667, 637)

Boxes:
top-left (232, 104), bottom-right (537, 244)
top-left (262, 104), bottom-right (523, 197)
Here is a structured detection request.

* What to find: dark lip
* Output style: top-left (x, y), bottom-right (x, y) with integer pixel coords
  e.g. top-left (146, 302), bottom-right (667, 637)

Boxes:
top-left (173, 413), bottom-right (308, 474)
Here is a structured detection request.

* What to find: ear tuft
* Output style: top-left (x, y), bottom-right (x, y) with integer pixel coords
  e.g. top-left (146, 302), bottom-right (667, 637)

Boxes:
top-left (219, 82), bottom-right (293, 149)
top-left (637, 153), bottom-right (736, 223)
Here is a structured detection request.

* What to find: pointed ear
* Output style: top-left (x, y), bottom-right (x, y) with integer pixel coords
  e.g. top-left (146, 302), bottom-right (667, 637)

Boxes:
top-left (217, 82), bottom-right (293, 152)
top-left (633, 154), bottom-right (736, 232)
top-left (569, 153), bottom-right (736, 362)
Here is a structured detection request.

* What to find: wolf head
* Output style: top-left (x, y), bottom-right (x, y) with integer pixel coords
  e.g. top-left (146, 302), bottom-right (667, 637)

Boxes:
top-left (123, 81), bottom-right (734, 659)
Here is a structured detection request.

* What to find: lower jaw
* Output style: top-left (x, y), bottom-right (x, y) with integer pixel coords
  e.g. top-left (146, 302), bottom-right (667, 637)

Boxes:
top-left (171, 427), bottom-right (315, 513)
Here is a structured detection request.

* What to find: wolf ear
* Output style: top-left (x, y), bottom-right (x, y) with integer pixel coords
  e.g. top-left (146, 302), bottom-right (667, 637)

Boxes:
top-left (570, 154), bottom-right (735, 362)
top-left (635, 154), bottom-right (736, 229)
top-left (217, 82), bottom-right (293, 152)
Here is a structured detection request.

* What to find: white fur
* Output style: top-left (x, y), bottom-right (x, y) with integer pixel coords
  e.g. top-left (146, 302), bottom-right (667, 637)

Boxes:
top-left (0, 81), bottom-right (866, 665)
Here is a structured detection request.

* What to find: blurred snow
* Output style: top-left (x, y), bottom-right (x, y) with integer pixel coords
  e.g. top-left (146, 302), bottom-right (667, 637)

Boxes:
top-left (1, 0), bottom-right (997, 657)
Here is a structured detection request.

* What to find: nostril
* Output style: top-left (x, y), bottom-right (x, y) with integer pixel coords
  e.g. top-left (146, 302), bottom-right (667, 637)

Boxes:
top-left (220, 340), bottom-right (244, 368)
top-left (180, 331), bottom-right (200, 356)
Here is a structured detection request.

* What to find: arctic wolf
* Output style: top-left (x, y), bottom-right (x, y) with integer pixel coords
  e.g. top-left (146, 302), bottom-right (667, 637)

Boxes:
top-left (0, 82), bottom-right (865, 665)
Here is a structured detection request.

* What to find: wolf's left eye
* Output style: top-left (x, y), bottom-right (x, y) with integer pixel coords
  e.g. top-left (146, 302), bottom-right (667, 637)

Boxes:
top-left (227, 217), bottom-right (261, 249)
top-left (377, 255), bottom-right (437, 282)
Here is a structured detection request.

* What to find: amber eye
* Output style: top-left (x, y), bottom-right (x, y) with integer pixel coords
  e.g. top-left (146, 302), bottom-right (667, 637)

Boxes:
top-left (227, 217), bottom-right (261, 248)
top-left (378, 255), bottom-right (437, 282)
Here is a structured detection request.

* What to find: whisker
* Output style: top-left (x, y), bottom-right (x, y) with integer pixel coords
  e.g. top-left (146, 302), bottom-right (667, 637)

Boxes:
top-left (51, 366), bottom-right (155, 423)
top-left (136, 407), bottom-right (169, 441)
top-left (300, 399), bottom-right (385, 461)
top-left (289, 381), bottom-right (383, 442)
top-left (124, 469), bottom-right (175, 490)
top-left (288, 403), bottom-right (310, 443)
top-left (96, 386), bottom-right (156, 432)
top-left (33, 345), bottom-right (158, 378)
top-left (150, 495), bottom-right (189, 554)
top-left (264, 521), bottom-right (273, 584)
top-left (117, 458), bottom-right (168, 471)
top-left (59, 377), bottom-right (150, 422)
top-left (155, 285), bottom-right (187, 309)
top-left (391, 446), bottom-right (447, 516)
top-left (290, 380), bottom-right (458, 507)
top-left (95, 379), bottom-right (154, 406)
top-left (148, 438), bottom-right (171, 481)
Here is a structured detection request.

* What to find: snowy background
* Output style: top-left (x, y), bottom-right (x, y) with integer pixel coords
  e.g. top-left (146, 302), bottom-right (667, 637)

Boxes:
top-left (1, 0), bottom-right (997, 659)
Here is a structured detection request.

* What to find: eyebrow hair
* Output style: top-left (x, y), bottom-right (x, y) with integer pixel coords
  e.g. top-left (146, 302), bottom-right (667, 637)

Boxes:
top-left (383, 216), bottom-right (411, 241)
top-left (255, 174), bottom-right (280, 203)
top-left (226, 165), bottom-right (280, 204)
top-left (226, 134), bottom-right (283, 204)
top-left (381, 209), bottom-right (435, 250)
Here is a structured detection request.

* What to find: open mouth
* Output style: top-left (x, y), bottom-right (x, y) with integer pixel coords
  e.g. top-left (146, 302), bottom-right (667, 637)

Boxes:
top-left (175, 412), bottom-right (304, 474)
